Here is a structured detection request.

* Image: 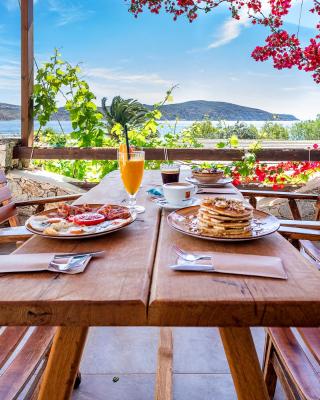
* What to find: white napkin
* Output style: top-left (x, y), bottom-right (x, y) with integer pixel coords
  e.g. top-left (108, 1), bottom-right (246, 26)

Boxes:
top-left (0, 253), bottom-right (91, 274)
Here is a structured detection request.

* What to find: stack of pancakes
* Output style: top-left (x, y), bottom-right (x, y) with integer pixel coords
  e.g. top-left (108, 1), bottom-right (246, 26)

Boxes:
top-left (197, 197), bottom-right (253, 237)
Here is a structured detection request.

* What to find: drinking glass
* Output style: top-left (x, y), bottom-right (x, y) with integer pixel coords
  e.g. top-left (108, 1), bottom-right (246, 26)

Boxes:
top-left (160, 163), bottom-right (180, 184)
top-left (118, 150), bottom-right (145, 214)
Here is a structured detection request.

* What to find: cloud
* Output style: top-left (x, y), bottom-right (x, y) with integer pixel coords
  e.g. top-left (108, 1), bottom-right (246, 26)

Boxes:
top-left (208, 18), bottom-right (242, 49)
top-left (81, 66), bottom-right (173, 105)
top-left (48, 0), bottom-right (93, 26)
top-left (84, 67), bottom-right (171, 86)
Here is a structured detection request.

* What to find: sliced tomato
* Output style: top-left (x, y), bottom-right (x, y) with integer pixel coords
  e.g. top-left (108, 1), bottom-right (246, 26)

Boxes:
top-left (73, 212), bottom-right (105, 226)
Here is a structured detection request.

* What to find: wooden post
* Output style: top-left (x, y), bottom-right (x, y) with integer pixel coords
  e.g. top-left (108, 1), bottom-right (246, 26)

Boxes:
top-left (37, 327), bottom-right (89, 400)
top-left (21, 0), bottom-right (34, 146)
top-left (155, 328), bottom-right (173, 400)
top-left (219, 327), bottom-right (269, 400)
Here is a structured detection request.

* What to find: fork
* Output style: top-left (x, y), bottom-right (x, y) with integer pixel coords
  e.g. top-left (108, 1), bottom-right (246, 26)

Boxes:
top-left (173, 245), bottom-right (212, 262)
top-left (49, 255), bottom-right (89, 272)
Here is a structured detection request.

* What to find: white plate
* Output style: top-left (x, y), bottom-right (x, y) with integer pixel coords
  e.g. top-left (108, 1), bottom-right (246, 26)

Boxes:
top-left (25, 204), bottom-right (137, 240)
top-left (154, 197), bottom-right (200, 211)
top-left (186, 176), bottom-right (233, 187)
top-left (167, 206), bottom-right (280, 242)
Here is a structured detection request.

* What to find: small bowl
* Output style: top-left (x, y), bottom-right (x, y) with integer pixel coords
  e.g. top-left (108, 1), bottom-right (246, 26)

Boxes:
top-left (192, 170), bottom-right (224, 183)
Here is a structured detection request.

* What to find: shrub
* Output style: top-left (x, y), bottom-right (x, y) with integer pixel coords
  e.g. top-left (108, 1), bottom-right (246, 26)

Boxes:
top-left (289, 115), bottom-right (320, 140)
top-left (259, 122), bottom-right (289, 140)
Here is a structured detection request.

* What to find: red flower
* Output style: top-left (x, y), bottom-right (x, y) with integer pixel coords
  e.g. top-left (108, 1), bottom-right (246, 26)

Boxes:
top-left (313, 143), bottom-right (319, 149)
top-left (129, 0), bottom-right (320, 83)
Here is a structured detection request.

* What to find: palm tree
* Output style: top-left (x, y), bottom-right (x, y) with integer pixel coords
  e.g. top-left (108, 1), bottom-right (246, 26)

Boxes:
top-left (102, 96), bottom-right (148, 158)
top-left (102, 96), bottom-right (148, 130)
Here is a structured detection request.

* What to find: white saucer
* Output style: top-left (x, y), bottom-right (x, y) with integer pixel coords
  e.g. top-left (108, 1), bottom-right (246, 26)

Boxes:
top-left (154, 197), bottom-right (200, 210)
top-left (186, 176), bottom-right (233, 187)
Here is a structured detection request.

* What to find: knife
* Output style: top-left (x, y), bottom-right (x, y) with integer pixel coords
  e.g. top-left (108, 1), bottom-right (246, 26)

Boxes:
top-left (54, 250), bottom-right (105, 259)
top-left (169, 264), bottom-right (215, 272)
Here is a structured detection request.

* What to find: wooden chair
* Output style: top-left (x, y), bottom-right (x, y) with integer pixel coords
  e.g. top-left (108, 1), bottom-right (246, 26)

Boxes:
top-left (241, 189), bottom-right (320, 265)
top-left (0, 170), bottom-right (82, 399)
top-left (0, 170), bottom-right (81, 244)
top-left (263, 327), bottom-right (320, 400)
top-left (242, 189), bottom-right (320, 399)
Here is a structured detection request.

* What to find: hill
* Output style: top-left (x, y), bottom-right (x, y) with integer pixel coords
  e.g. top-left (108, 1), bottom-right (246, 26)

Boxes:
top-left (147, 100), bottom-right (297, 121)
top-left (0, 100), bottom-right (298, 121)
top-left (0, 103), bottom-right (20, 120)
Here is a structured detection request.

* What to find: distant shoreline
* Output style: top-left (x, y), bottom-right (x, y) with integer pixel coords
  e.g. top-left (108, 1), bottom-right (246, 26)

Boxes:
top-left (0, 100), bottom-right (298, 122)
top-left (0, 119), bottom-right (300, 137)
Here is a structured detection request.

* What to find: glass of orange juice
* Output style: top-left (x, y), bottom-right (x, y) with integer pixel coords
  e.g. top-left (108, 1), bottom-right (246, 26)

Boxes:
top-left (118, 149), bottom-right (145, 214)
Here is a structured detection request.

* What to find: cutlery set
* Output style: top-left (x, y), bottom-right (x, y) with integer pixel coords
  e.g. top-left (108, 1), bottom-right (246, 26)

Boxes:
top-left (170, 245), bottom-right (214, 272)
top-left (49, 251), bottom-right (105, 273)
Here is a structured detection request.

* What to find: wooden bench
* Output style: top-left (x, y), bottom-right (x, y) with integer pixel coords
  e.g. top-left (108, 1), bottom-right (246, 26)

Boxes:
top-left (241, 189), bottom-right (320, 265)
top-left (0, 170), bottom-right (82, 399)
top-left (263, 327), bottom-right (320, 399)
top-left (243, 189), bottom-right (320, 398)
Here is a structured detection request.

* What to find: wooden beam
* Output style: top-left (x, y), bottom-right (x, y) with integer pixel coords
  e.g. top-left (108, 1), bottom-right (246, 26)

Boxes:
top-left (12, 146), bottom-right (320, 161)
top-left (21, 0), bottom-right (34, 146)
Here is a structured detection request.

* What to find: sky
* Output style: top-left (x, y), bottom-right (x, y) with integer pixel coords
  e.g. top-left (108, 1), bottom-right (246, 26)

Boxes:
top-left (0, 0), bottom-right (319, 120)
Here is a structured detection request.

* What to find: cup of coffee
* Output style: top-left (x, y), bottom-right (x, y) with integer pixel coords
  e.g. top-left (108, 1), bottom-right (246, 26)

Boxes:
top-left (163, 182), bottom-right (196, 206)
top-left (161, 163), bottom-right (180, 184)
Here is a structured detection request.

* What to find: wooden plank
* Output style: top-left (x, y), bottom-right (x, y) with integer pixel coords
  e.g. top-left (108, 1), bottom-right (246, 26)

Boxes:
top-left (289, 198), bottom-right (302, 220)
top-left (12, 146), bottom-right (320, 161)
top-left (149, 212), bottom-right (320, 327)
top-left (0, 226), bottom-right (32, 243)
top-left (0, 170), bottom-right (161, 326)
top-left (271, 352), bottom-right (297, 400)
top-left (297, 327), bottom-right (320, 365)
top-left (279, 226), bottom-right (320, 240)
top-left (15, 193), bottom-right (81, 207)
top-left (280, 220), bottom-right (320, 229)
top-left (0, 202), bottom-right (17, 225)
top-left (219, 327), bottom-right (269, 400)
top-left (300, 240), bottom-right (320, 264)
top-left (21, 0), bottom-right (34, 146)
top-left (0, 327), bottom-right (55, 400)
top-left (37, 327), bottom-right (87, 400)
top-left (241, 190), bottom-right (320, 200)
top-left (155, 328), bottom-right (173, 400)
top-left (268, 327), bottom-right (320, 399)
top-left (262, 333), bottom-right (277, 398)
top-left (0, 327), bottom-right (28, 367)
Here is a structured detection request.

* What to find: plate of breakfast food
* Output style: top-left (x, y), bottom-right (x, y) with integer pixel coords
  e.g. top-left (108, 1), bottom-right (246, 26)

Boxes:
top-left (167, 197), bottom-right (280, 241)
top-left (25, 203), bottom-right (136, 239)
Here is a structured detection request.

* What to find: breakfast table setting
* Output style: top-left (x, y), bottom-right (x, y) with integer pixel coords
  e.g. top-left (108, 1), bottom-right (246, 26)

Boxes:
top-left (1, 151), bottom-right (320, 400)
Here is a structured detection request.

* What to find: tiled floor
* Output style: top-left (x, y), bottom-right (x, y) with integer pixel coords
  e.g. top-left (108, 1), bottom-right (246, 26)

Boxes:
top-left (72, 327), bottom-right (286, 400)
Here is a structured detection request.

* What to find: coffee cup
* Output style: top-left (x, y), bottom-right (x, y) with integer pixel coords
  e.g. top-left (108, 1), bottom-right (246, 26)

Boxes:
top-left (163, 182), bottom-right (196, 206)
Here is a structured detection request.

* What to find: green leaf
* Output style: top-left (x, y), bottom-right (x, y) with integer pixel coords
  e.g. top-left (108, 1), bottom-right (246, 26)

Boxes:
top-left (229, 135), bottom-right (239, 148)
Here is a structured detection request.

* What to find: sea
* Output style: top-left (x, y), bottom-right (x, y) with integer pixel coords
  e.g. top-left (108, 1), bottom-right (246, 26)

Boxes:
top-left (0, 119), bottom-right (298, 138)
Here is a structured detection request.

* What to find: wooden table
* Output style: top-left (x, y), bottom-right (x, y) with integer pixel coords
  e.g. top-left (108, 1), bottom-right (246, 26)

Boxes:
top-left (3, 170), bottom-right (320, 400)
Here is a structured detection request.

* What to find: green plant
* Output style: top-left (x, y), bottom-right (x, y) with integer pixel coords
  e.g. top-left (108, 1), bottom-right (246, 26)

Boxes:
top-left (33, 49), bottom-right (106, 147)
top-left (102, 96), bottom-right (148, 135)
top-left (289, 115), bottom-right (320, 140)
top-left (32, 51), bottom-right (202, 181)
top-left (259, 122), bottom-right (289, 140)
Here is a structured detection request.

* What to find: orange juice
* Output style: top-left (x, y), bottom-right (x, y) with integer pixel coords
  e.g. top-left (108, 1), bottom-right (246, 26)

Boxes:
top-left (120, 158), bottom-right (144, 195)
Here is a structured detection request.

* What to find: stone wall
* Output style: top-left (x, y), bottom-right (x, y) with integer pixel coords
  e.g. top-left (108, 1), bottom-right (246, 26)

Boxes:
top-left (6, 169), bottom-right (86, 222)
